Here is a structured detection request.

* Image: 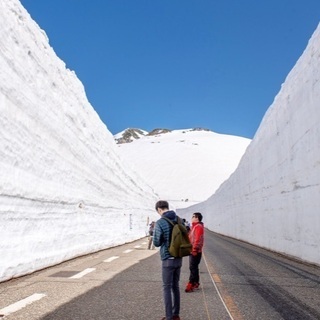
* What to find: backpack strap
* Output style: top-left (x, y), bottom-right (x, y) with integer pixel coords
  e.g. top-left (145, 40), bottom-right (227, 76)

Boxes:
top-left (162, 216), bottom-right (179, 226)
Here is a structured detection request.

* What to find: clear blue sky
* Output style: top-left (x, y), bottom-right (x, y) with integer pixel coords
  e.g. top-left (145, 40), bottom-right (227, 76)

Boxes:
top-left (21, 0), bottom-right (320, 138)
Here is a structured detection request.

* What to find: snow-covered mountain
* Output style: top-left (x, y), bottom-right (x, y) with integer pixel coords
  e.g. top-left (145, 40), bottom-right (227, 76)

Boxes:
top-left (178, 24), bottom-right (320, 266)
top-left (0, 0), bottom-right (158, 282)
top-left (114, 128), bottom-right (251, 209)
top-left (114, 128), bottom-right (149, 144)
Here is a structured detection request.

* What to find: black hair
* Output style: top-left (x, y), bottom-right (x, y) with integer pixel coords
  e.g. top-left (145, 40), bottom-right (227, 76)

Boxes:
top-left (155, 200), bottom-right (169, 211)
top-left (193, 212), bottom-right (203, 222)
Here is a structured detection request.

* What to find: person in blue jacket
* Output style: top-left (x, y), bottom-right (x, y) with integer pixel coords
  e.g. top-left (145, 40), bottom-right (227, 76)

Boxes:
top-left (153, 200), bottom-right (182, 320)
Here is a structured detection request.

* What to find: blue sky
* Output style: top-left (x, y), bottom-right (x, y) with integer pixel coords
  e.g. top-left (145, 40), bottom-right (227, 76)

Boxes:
top-left (21, 0), bottom-right (320, 138)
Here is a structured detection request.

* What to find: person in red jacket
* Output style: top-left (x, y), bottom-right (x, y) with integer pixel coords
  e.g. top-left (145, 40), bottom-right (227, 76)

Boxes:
top-left (185, 212), bottom-right (204, 292)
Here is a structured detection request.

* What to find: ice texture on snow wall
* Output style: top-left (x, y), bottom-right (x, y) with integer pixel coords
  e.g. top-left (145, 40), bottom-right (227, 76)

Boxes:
top-left (0, 0), bottom-right (157, 282)
top-left (179, 24), bottom-right (320, 266)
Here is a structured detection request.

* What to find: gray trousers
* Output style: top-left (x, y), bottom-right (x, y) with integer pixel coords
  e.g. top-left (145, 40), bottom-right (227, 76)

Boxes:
top-left (162, 258), bottom-right (182, 319)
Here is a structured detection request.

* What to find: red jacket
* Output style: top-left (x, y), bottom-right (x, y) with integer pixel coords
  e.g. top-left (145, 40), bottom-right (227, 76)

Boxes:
top-left (189, 222), bottom-right (204, 253)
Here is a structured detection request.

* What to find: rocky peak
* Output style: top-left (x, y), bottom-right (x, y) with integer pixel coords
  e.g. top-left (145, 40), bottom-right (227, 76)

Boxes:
top-left (115, 128), bottom-right (147, 144)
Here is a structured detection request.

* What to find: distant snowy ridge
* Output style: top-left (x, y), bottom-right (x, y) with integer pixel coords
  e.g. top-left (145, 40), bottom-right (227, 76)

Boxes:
top-left (114, 127), bottom-right (181, 144)
top-left (114, 127), bottom-right (211, 144)
top-left (115, 128), bottom-right (251, 209)
top-left (178, 24), bottom-right (320, 266)
top-left (0, 0), bottom-right (158, 282)
top-left (114, 128), bottom-right (148, 144)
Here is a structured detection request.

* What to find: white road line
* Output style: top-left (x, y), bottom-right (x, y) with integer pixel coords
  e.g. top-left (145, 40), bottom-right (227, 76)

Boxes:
top-left (0, 293), bottom-right (46, 317)
top-left (134, 245), bottom-right (141, 248)
top-left (123, 249), bottom-right (133, 253)
top-left (141, 242), bottom-right (147, 245)
top-left (69, 268), bottom-right (96, 279)
top-left (103, 256), bottom-right (120, 263)
top-left (203, 254), bottom-right (234, 320)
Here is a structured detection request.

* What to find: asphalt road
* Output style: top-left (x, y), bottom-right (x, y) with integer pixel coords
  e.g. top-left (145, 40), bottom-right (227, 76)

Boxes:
top-left (0, 237), bottom-right (229, 320)
top-left (204, 230), bottom-right (320, 320)
top-left (1, 232), bottom-right (319, 320)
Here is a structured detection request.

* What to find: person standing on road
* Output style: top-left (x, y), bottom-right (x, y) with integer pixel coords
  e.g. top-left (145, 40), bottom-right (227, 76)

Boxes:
top-left (153, 200), bottom-right (182, 320)
top-left (147, 221), bottom-right (155, 250)
top-left (185, 212), bottom-right (204, 292)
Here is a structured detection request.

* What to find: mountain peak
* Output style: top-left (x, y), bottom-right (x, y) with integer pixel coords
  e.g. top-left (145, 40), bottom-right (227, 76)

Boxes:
top-left (115, 128), bottom-right (251, 207)
top-left (114, 128), bottom-right (147, 144)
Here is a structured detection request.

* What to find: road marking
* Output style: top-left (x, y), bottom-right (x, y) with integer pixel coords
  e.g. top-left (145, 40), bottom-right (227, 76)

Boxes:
top-left (203, 253), bottom-right (244, 320)
top-left (212, 273), bottom-right (222, 283)
top-left (69, 268), bottom-right (95, 279)
top-left (199, 275), bottom-right (212, 320)
top-left (104, 256), bottom-right (119, 263)
top-left (0, 293), bottom-right (46, 316)
top-left (134, 245), bottom-right (141, 248)
top-left (123, 249), bottom-right (133, 253)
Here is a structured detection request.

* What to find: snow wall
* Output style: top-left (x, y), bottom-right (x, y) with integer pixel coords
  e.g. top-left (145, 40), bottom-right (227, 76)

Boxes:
top-left (0, 0), bottom-right (158, 282)
top-left (178, 24), bottom-right (320, 266)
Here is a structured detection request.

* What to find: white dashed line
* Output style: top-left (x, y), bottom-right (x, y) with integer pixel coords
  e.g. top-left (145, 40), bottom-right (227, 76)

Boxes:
top-left (0, 293), bottom-right (46, 317)
top-left (123, 249), bottom-right (133, 254)
top-left (134, 245), bottom-right (141, 248)
top-left (103, 256), bottom-right (120, 263)
top-left (69, 268), bottom-right (96, 279)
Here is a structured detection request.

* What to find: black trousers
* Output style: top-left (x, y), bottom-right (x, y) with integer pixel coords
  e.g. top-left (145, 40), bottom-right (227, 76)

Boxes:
top-left (189, 252), bottom-right (202, 284)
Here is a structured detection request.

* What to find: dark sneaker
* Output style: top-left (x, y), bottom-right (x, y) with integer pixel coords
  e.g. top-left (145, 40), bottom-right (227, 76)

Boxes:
top-left (173, 316), bottom-right (181, 320)
top-left (185, 282), bottom-right (193, 292)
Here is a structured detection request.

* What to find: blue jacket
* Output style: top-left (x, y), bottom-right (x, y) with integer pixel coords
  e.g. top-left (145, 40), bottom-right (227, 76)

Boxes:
top-left (153, 210), bottom-right (177, 260)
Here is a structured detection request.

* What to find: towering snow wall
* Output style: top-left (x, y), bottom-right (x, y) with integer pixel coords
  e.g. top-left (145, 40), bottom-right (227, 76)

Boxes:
top-left (178, 24), bottom-right (320, 266)
top-left (0, 0), bottom-right (158, 282)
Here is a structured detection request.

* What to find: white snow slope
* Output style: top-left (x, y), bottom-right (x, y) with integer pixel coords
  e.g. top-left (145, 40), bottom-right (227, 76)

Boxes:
top-left (178, 24), bottom-right (320, 266)
top-left (0, 0), bottom-right (158, 282)
top-left (115, 129), bottom-right (250, 209)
